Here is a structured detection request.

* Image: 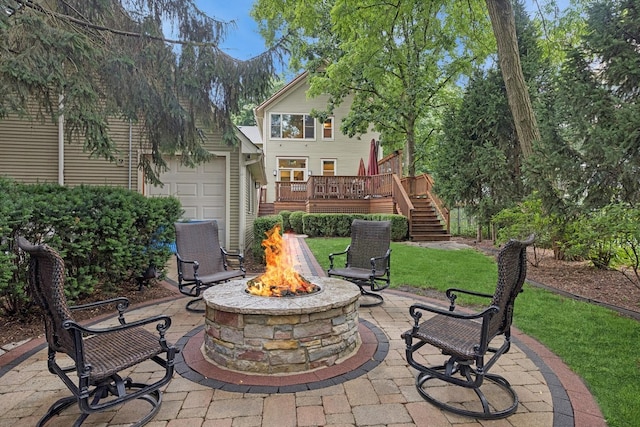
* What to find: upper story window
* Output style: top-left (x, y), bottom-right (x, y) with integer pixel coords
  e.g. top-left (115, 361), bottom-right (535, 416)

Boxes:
top-left (270, 113), bottom-right (315, 139)
top-left (322, 118), bottom-right (334, 140)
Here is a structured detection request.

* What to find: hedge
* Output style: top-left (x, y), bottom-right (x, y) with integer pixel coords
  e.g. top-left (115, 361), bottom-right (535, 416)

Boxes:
top-left (0, 177), bottom-right (182, 315)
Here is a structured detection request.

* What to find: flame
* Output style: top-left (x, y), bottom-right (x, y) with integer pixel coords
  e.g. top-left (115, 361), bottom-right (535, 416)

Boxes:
top-left (246, 225), bottom-right (319, 297)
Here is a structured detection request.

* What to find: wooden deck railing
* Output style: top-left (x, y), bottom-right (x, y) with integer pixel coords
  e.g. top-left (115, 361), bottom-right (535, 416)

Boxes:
top-left (276, 174), bottom-right (394, 201)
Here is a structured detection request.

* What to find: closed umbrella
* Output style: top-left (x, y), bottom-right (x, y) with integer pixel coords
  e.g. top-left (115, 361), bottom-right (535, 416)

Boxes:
top-left (357, 158), bottom-right (366, 176)
top-left (367, 139), bottom-right (379, 175)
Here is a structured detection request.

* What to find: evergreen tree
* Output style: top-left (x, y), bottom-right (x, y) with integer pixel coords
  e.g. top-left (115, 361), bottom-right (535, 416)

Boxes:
top-left (553, 0), bottom-right (640, 208)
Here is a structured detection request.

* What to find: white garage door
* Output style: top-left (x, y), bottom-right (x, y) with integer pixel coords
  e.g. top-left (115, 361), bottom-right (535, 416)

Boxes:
top-left (146, 156), bottom-right (227, 246)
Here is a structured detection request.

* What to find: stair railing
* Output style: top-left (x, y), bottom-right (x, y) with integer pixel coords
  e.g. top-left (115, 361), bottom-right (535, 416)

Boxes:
top-left (401, 174), bottom-right (450, 234)
top-left (391, 174), bottom-right (414, 237)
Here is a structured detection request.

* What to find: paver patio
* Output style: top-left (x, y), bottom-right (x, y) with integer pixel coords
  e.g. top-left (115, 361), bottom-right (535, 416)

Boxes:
top-left (0, 234), bottom-right (605, 426)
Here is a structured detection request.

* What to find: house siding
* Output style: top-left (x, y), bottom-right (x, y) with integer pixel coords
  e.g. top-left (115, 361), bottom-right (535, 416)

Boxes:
top-left (0, 112), bottom-right (141, 188)
top-left (0, 114), bottom-right (59, 183)
top-left (260, 76), bottom-right (379, 204)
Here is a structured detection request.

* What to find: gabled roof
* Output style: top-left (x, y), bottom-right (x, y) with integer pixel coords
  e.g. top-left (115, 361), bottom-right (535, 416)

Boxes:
top-left (254, 71), bottom-right (309, 134)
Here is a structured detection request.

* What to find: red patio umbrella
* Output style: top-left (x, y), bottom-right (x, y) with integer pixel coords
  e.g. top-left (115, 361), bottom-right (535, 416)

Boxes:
top-left (367, 139), bottom-right (379, 175)
top-left (357, 158), bottom-right (366, 176)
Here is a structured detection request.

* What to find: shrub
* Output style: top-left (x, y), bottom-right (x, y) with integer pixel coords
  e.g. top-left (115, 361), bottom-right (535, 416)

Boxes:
top-left (279, 210), bottom-right (292, 231)
top-left (289, 211), bottom-right (305, 234)
top-left (301, 213), bottom-right (407, 240)
top-left (252, 215), bottom-right (283, 264)
top-left (0, 178), bottom-right (181, 314)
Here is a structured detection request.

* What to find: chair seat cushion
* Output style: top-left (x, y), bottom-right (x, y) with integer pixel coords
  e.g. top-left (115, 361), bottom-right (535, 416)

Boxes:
top-left (84, 327), bottom-right (165, 382)
top-left (329, 267), bottom-right (384, 280)
top-left (199, 269), bottom-right (245, 284)
top-left (409, 315), bottom-right (482, 360)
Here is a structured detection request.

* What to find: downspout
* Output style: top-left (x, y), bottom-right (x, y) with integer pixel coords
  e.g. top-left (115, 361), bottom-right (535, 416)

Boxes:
top-left (239, 154), bottom-right (247, 253)
top-left (58, 94), bottom-right (64, 185)
top-left (128, 119), bottom-right (132, 190)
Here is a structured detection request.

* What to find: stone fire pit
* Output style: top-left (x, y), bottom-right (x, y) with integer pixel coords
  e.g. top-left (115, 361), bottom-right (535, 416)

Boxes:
top-left (202, 276), bottom-right (361, 374)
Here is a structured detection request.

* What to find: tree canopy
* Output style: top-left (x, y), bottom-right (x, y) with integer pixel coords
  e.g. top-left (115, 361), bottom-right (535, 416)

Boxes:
top-left (253, 0), bottom-right (494, 177)
top-left (0, 0), bottom-right (285, 183)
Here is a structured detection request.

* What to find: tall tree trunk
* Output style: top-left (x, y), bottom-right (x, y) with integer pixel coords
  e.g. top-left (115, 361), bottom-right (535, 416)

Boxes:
top-left (486, 0), bottom-right (539, 158)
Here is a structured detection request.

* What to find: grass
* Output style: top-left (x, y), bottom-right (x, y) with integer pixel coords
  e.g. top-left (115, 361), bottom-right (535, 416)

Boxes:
top-left (306, 237), bottom-right (640, 427)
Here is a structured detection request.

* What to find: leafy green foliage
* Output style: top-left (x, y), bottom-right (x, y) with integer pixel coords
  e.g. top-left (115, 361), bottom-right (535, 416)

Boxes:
top-left (551, 0), bottom-right (640, 208)
top-left (434, 1), bottom-right (546, 225)
top-left (253, 0), bottom-right (493, 177)
top-left (301, 214), bottom-right (407, 241)
top-left (0, 178), bottom-right (181, 314)
top-left (288, 211), bottom-right (305, 234)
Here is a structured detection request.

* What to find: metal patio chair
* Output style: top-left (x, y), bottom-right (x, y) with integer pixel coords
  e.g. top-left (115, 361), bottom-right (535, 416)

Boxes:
top-left (16, 237), bottom-right (177, 427)
top-left (174, 220), bottom-right (245, 312)
top-left (401, 235), bottom-right (535, 419)
top-left (327, 219), bottom-right (391, 307)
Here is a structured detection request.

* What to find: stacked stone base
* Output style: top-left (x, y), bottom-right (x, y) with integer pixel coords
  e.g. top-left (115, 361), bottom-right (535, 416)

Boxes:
top-left (202, 277), bottom-right (361, 374)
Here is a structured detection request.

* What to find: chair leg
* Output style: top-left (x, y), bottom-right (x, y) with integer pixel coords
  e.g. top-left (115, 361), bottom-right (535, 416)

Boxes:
top-left (414, 367), bottom-right (518, 420)
top-left (185, 297), bottom-right (205, 313)
top-left (39, 379), bottom-right (164, 426)
top-left (357, 285), bottom-right (384, 307)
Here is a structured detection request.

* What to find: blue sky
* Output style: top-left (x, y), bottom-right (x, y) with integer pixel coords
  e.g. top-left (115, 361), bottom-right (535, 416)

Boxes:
top-left (195, 0), bottom-right (266, 61)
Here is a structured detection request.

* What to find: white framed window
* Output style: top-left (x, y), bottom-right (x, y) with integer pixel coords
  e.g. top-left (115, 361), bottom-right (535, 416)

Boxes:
top-left (277, 158), bottom-right (308, 182)
top-left (322, 117), bottom-right (334, 140)
top-left (270, 113), bottom-right (315, 139)
top-left (321, 159), bottom-right (336, 176)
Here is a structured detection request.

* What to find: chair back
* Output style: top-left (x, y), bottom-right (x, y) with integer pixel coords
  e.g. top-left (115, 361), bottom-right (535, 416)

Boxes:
top-left (347, 219), bottom-right (391, 271)
top-left (17, 237), bottom-right (76, 357)
top-left (488, 235), bottom-right (535, 337)
top-left (175, 221), bottom-right (225, 280)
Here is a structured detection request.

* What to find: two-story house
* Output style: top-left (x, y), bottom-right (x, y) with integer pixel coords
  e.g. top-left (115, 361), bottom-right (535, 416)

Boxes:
top-left (252, 72), bottom-right (380, 211)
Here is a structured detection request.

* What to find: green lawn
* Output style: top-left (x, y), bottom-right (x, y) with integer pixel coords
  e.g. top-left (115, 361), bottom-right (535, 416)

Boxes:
top-left (305, 237), bottom-right (640, 427)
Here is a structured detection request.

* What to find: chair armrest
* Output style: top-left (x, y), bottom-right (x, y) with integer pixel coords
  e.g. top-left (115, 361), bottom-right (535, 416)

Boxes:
top-left (328, 246), bottom-right (350, 269)
top-left (408, 303), bottom-right (499, 334)
top-left (69, 297), bottom-right (130, 312)
top-left (445, 288), bottom-right (493, 311)
top-left (175, 252), bottom-right (200, 283)
top-left (369, 249), bottom-right (391, 270)
top-left (63, 314), bottom-right (173, 338)
top-left (221, 248), bottom-right (245, 272)
top-left (63, 315), bottom-right (175, 357)
top-left (69, 297), bottom-right (131, 325)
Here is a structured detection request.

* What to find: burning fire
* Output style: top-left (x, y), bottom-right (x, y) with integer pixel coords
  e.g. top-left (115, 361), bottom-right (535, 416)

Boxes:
top-left (246, 225), bottom-right (319, 297)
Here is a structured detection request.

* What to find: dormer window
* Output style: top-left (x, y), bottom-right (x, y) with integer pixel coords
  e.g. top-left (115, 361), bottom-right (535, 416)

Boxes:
top-left (270, 113), bottom-right (315, 139)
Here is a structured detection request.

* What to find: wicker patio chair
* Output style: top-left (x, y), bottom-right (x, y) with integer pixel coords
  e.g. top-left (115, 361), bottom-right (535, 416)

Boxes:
top-left (327, 219), bottom-right (391, 307)
top-left (174, 220), bottom-right (245, 312)
top-left (16, 237), bottom-right (177, 427)
top-left (401, 235), bottom-right (535, 419)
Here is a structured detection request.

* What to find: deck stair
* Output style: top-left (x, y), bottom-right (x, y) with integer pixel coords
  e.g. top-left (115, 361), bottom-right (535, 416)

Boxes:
top-left (258, 203), bottom-right (275, 216)
top-left (409, 197), bottom-right (450, 242)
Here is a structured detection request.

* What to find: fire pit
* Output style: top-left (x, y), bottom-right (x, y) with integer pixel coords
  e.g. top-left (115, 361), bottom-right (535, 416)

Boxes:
top-left (202, 277), bottom-right (360, 373)
top-left (201, 225), bottom-right (361, 374)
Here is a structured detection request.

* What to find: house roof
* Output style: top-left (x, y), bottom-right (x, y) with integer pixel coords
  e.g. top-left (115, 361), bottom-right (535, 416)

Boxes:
top-left (237, 126), bottom-right (262, 145)
top-left (254, 71), bottom-right (309, 135)
top-left (235, 126), bottom-right (267, 184)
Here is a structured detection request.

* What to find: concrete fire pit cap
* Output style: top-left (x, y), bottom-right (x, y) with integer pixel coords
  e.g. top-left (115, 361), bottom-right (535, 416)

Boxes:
top-left (202, 276), bottom-right (361, 315)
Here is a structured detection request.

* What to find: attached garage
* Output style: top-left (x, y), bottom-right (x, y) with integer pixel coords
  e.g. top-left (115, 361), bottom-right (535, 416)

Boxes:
top-left (145, 155), bottom-right (230, 247)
